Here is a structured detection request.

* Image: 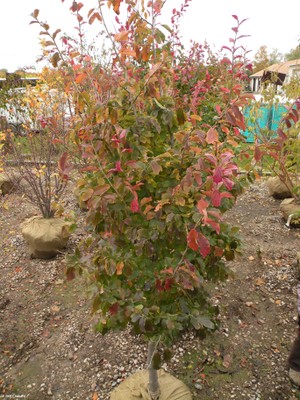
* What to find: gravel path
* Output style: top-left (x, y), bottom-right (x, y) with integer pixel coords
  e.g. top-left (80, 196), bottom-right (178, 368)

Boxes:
top-left (1, 180), bottom-right (300, 399)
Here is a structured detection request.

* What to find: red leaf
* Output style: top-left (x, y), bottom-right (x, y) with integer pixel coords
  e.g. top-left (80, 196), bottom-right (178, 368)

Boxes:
top-left (130, 198), bottom-right (139, 213)
top-left (58, 152), bottom-right (72, 179)
top-left (277, 128), bottom-right (287, 141)
top-left (187, 229), bottom-right (211, 258)
top-left (211, 190), bottom-right (232, 207)
top-left (220, 87), bottom-right (230, 94)
top-left (164, 278), bottom-right (174, 291)
top-left (197, 233), bottom-right (211, 258)
top-left (216, 105), bottom-right (222, 116)
top-left (206, 218), bottom-right (220, 234)
top-left (156, 279), bottom-right (164, 292)
top-left (254, 146), bottom-right (262, 162)
top-left (109, 161), bottom-right (123, 173)
top-left (197, 198), bottom-right (209, 215)
top-left (109, 303), bottom-right (119, 315)
top-left (153, 0), bottom-right (162, 13)
top-left (214, 247), bottom-right (224, 257)
top-left (187, 229), bottom-right (199, 251)
top-left (223, 177), bottom-right (234, 190)
top-left (211, 190), bottom-right (222, 207)
top-left (213, 167), bottom-right (223, 184)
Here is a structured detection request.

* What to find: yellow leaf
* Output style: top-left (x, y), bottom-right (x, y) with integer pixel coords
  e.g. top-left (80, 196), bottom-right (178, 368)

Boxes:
top-left (154, 199), bottom-right (170, 212)
top-left (116, 262), bottom-right (124, 276)
top-left (81, 188), bottom-right (94, 202)
top-left (175, 197), bottom-right (185, 206)
top-left (174, 131), bottom-right (185, 144)
top-left (190, 114), bottom-right (202, 122)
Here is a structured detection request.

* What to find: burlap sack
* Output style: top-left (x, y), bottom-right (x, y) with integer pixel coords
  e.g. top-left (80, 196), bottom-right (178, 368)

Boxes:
top-left (267, 177), bottom-right (292, 199)
top-left (280, 198), bottom-right (300, 227)
top-left (110, 369), bottom-right (192, 400)
top-left (0, 173), bottom-right (14, 195)
top-left (21, 216), bottom-right (71, 259)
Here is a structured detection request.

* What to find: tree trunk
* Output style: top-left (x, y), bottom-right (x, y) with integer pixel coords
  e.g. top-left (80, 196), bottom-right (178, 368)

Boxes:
top-left (147, 341), bottom-right (160, 400)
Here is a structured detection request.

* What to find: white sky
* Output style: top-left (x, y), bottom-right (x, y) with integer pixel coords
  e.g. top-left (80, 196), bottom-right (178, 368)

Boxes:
top-left (1, 0), bottom-right (299, 72)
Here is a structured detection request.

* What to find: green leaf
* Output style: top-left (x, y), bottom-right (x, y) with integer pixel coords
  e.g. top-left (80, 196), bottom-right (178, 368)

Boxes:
top-left (163, 348), bottom-right (172, 362)
top-left (153, 98), bottom-right (167, 110)
top-left (161, 24), bottom-right (172, 33)
top-left (198, 315), bottom-right (215, 330)
top-left (176, 109), bottom-right (186, 125)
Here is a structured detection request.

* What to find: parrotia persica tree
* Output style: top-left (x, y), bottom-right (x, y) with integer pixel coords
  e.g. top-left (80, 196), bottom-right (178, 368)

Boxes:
top-left (31, 1), bottom-right (253, 397)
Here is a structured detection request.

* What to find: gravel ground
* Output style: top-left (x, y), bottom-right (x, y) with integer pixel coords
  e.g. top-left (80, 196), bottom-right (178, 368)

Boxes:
top-left (1, 179), bottom-right (300, 400)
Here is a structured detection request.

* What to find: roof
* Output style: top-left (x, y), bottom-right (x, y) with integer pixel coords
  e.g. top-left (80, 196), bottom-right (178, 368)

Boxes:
top-left (0, 77), bottom-right (39, 89)
top-left (251, 58), bottom-right (300, 77)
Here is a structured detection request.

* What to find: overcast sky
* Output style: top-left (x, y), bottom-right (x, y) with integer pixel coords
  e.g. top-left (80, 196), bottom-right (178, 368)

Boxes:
top-left (1, 0), bottom-right (299, 72)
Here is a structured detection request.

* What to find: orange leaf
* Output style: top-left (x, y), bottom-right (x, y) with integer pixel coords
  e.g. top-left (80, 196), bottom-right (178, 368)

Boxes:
top-left (120, 48), bottom-right (136, 57)
top-left (206, 128), bottom-right (219, 144)
top-left (112, 0), bottom-right (122, 14)
top-left (75, 73), bottom-right (86, 84)
top-left (115, 31), bottom-right (129, 42)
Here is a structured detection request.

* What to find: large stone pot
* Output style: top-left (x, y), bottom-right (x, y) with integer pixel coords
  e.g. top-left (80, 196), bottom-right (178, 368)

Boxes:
top-left (21, 216), bottom-right (71, 259)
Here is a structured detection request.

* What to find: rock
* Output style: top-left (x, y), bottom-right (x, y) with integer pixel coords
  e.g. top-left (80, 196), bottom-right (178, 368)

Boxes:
top-left (279, 198), bottom-right (300, 227)
top-left (21, 216), bottom-right (71, 259)
top-left (289, 369), bottom-right (300, 386)
top-left (267, 177), bottom-right (292, 199)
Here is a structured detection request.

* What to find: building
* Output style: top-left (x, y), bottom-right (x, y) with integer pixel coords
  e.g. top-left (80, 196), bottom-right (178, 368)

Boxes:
top-left (0, 73), bottom-right (38, 89)
top-left (250, 59), bottom-right (300, 93)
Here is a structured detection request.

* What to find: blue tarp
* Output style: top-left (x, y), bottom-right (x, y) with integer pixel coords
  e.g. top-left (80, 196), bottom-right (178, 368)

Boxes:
top-left (243, 104), bottom-right (287, 143)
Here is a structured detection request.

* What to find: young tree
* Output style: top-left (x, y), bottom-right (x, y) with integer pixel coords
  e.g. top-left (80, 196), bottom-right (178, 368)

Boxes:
top-left (31, 1), bottom-right (253, 397)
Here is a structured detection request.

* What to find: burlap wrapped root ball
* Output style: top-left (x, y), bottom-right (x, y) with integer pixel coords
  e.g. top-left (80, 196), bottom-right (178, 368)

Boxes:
top-left (0, 173), bottom-right (15, 195)
top-left (110, 369), bottom-right (192, 400)
top-left (267, 176), bottom-right (292, 199)
top-left (21, 216), bottom-right (71, 259)
top-left (280, 198), bottom-right (300, 227)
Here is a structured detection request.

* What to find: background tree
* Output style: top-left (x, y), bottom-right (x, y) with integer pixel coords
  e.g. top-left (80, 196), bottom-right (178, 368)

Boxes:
top-left (285, 45), bottom-right (300, 61)
top-left (252, 45), bottom-right (270, 73)
top-left (269, 48), bottom-right (284, 64)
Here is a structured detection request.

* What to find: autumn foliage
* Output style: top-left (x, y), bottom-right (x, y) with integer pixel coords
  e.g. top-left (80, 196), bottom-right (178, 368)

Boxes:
top-left (31, 0), bottom-right (253, 360)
